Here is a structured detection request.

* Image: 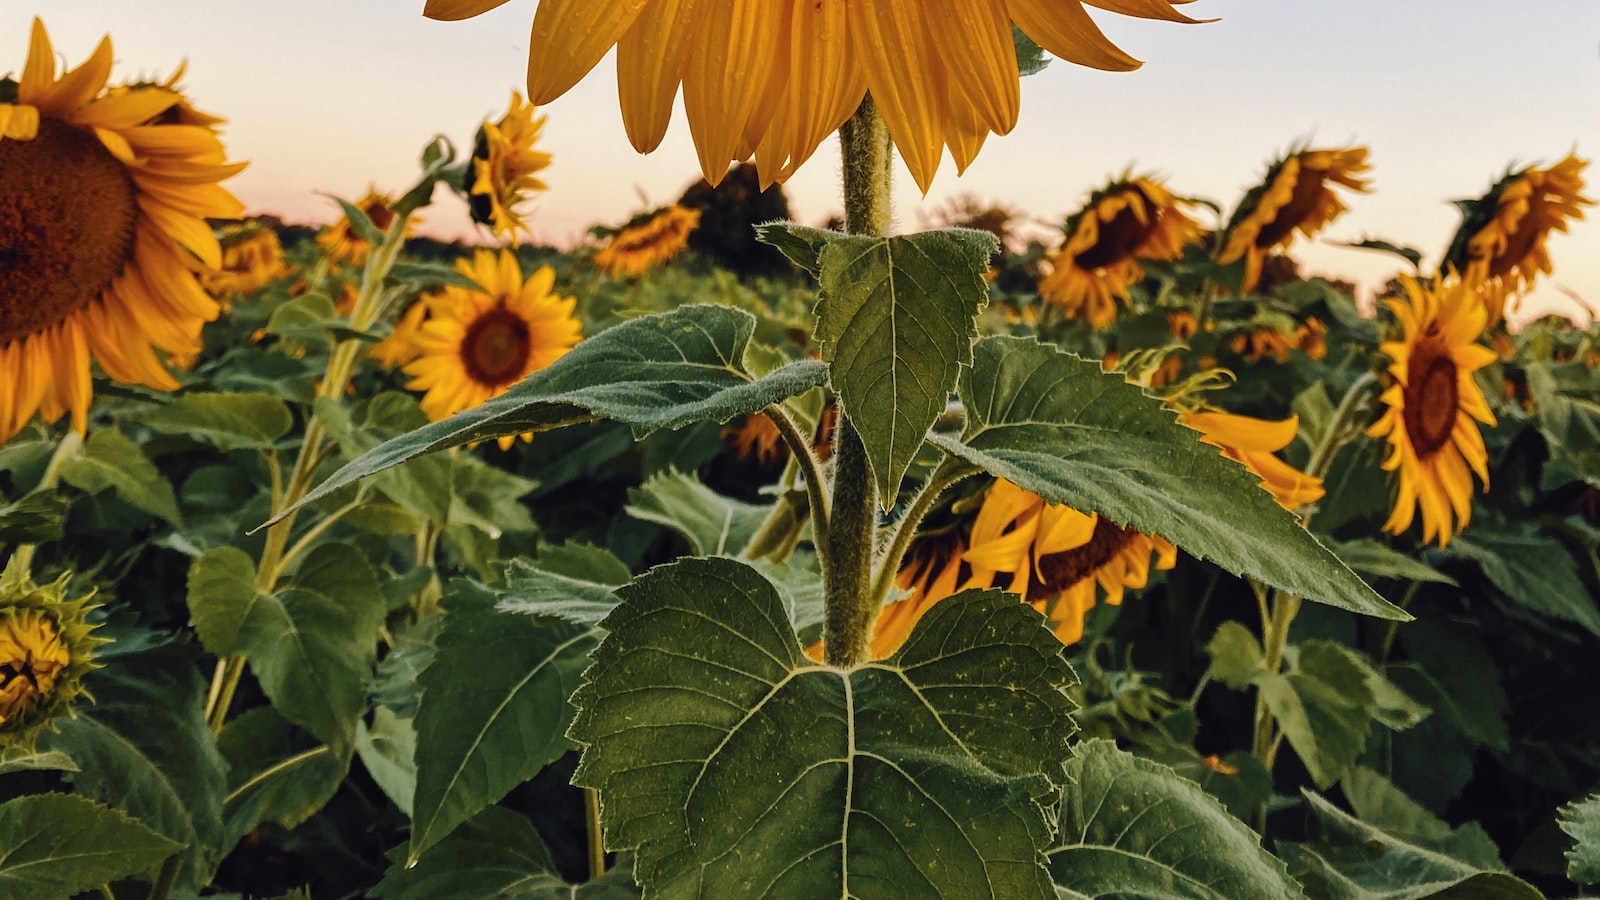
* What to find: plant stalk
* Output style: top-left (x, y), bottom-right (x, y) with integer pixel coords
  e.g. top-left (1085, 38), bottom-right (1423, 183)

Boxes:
top-left (585, 788), bottom-right (607, 880)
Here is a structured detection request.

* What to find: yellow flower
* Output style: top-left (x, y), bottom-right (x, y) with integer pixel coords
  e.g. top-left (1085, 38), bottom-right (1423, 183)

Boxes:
top-left (722, 414), bottom-right (787, 467)
top-left (1037, 175), bottom-right (1204, 329)
top-left (1367, 276), bottom-right (1498, 547)
top-left (424, 0), bottom-right (1203, 192)
top-left (202, 222), bottom-right (294, 298)
top-left (1444, 154), bottom-right (1592, 325)
top-left (467, 91), bottom-right (551, 241)
top-left (403, 249), bottom-right (582, 450)
top-left (316, 190), bottom-right (414, 268)
top-left (593, 205), bottom-right (701, 278)
top-left (1220, 147), bottom-right (1371, 294)
top-left (868, 534), bottom-right (981, 660)
top-left (1181, 410), bottom-right (1324, 510)
top-left (0, 561), bottom-right (103, 753)
top-left (0, 19), bottom-right (245, 445)
top-left (368, 299), bottom-right (429, 370)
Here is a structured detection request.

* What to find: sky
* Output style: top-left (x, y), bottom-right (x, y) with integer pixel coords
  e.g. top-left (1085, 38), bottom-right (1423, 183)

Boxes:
top-left (5, 2), bottom-right (1599, 322)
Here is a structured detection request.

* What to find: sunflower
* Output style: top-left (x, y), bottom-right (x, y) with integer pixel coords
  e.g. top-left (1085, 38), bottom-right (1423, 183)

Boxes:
top-left (1037, 175), bottom-right (1204, 329)
top-left (403, 248), bottom-right (582, 450)
top-left (0, 19), bottom-right (244, 445)
top-left (0, 561), bottom-right (103, 753)
top-left (868, 533), bottom-right (984, 659)
top-left (424, 0), bottom-right (1203, 192)
top-left (202, 222), bottom-right (294, 298)
top-left (722, 414), bottom-right (787, 467)
top-left (316, 189), bottom-right (414, 267)
top-left (368, 298), bottom-right (429, 371)
top-left (1181, 410), bottom-right (1324, 510)
top-left (1220, 147), bottom-right (1370, 294)
top-left (1367, 276), bottom-right (1498, 547)
top-left (593, 205), bottom-right (701, 278)
top-left (1443, 154), bottom-right (1592, 325)
top-left (466, 91), bottom-right (551, 241)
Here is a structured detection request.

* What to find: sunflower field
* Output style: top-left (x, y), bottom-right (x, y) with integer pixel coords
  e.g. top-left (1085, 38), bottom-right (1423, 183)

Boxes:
top-left (3, 7), bottom-right (1600, 900)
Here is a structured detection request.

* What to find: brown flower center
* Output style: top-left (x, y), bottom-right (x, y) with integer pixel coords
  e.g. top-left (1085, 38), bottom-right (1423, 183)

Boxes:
top-left (1486, 195), bottom-right (1545, 278)
top-left (0, 120), bottom-right (139, 346)
top-left (460, 306), bottom-right (532, 387)
top-left (0, 610), bottom-right (68, 723)
top-left (1402, 335), bottom-right (1459, 457)
top-left (1255, 168), bottom-right (1326, 248)
top-left (1074, 190), bottom-right (1157, 270)
top-left (363, 199), bottom-right (396, 233)
top-left (1035, 517), bottom-right (1138, 595)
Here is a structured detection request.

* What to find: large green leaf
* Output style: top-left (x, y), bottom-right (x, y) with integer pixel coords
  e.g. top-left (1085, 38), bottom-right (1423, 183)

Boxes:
top-left (0, 490), bottom-right (65, 544)
top-left (496, 550), bottom-right (630, 625)
top-left (1049, 740), bottom-right (1304, 899)
top-left (375, 806), bottom-right (639, 899)
top-left (1448, 533), bottom-right (1600, 637)
top-left (357, 707), bottom-right (418, 817)
top-left (812, 228), bottom-right (997, 498)
top-left (143, 392), bottom-right (294, 451)
top-left (570, 557), bottom-right (1075, 898)
top-left (1260, 642), bottom-right (1377, 790)
top-left (42, 640), bottom-right (227, 889)
top-left (1281, 789), bottom-right (1542, 899)
top-left (929, 337), bottom-right (1400, 619)
top-left (624, 468), bottom-right (770, 556)
top-left (217, 707), bottom-right (347, 853)
top-left (1339, 768), bottom-right (1502, 870)
top-left (185, 544), bottom-right (384, 755)
top-left (1559, 792), bottom-right (1600, 885)
top-left (0, 793), bottom-right (181, 899)
top-left (408, 581), bottom-right (599, 862)
top-left (59, 428), bottom-right (181, 525)
top-left (272, 305), bottom-right (827, 519)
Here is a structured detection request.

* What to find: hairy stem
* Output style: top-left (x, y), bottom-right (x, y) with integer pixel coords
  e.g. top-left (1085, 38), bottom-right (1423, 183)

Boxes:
top-left (585, 788), bottom-right (607, 880)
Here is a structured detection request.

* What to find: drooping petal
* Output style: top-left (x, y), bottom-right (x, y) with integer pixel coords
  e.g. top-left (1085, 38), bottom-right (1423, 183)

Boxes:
top-left (526, 0), bottom-right (650, 105)
top-left (617, 0), bottom-right (697, 154)
top-left (423, 0), bottom-right (513, 20)
top-left (849, 0), bottom-right (947, 192)
top-left (1008, 0), bottom-right (1141, 72)
top-left (681, 0), bottom-right (782, 184)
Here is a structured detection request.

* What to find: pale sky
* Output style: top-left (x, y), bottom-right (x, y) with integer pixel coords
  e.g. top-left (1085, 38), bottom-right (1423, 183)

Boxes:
top-left (6, 2), bottom-right (1598, 321)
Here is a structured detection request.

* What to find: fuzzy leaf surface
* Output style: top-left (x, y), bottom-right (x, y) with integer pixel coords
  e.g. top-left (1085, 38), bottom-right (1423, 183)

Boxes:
top-left (1560, 792), bottom-right (1600, 885)
top-left (814, 229), bottom-right (997, 498)
top-left (497, 550), bottom-right (630, 625)
top-left (1261, 642), bottom-right (1376, 789)
top-left (143, 392), bottom-right (294, 451)
top-left (1049, 740), bottom-right (1305, 900)
top-left (624, 468), bottom-right (770, 556)
top-left (570, 558), bottom-right (1076, 898)
top-left (930, 337), bottom-right (1399, 619)
top-left (0, 793), bottom-right (182, 899)
top-left (59, 428), bottom-right (181, 524)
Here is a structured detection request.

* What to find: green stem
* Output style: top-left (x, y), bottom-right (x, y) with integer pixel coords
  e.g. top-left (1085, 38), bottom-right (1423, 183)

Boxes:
top-left (741, 405), bottom-right (831, 566)
top-left (838, 95), bottom-right (893, 238)
top-left (868, 458), bottom-right (976, 610)
top-left (585, 788), bottom-right (606, 880)
top-left (148, 855), bottom-right (181, 900)
top-left (224, 745), bottom-right (333, 808)
top-left (10, 429), bottom-right (84, 573)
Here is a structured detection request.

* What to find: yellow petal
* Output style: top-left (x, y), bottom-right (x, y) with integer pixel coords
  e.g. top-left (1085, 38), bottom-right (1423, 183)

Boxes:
top-left (1186, 410), bottom-right (1297, 453)
top-left (1084, 0), bottom-right (1209, 23)
top-left (617, 0), bottom-right (696, 154)
top-left (527, 0), bottom-right (649, 105)
top-left (925, 0), bottom-right (1018, 135)
top-left (1008, 0), bottom-right (1141, 72)
top-left (772, 0), bottom-right (863, 180)
top-left (849, 0), bottom-right (946, 193)
top-left (682, 0), bottom-right (782, 184)
top-left (37, 35), bottom-right (112, 118)
top-left (18, 18), bottom-right (56, 106)
top-left (423, 0), bottom-right (512, 20)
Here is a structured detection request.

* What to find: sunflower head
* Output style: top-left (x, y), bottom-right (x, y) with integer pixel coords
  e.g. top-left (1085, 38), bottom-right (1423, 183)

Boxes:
top-left (1367, 275), bottom-right (1499, 547)
top-left (0, 560), bottom-right (104, 755)
top-left (465, 91), bottom-right (551, 241)
top-left (1220, 146), bottom-right (1371, 293)
top-left (1038, 175), bottom-right (1204, 330)
top-left (316, 190), bottom-right (412, 268)
top-left (1443, 154), bottom-right (1593, 325)
top-left (0, 19), bottom-right (244, 445)
top-left (202, 222), bottom-right (294, 299)
top-left (403, 249), bottom-right (582, 450)
top-left (592, 205), bottom-right (701, 279)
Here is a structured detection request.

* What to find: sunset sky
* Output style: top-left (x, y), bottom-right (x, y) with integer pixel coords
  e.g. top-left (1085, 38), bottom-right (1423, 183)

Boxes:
top-left (6, 2), bottom-right (1598, 321)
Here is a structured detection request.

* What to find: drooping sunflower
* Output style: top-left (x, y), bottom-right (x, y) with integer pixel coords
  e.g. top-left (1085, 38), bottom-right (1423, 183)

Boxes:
top-left (593, 205), bottom-right (701, 278)
top-left (0, 561), bottom-right (104, 754)
top-left (1037, 175), bottom-right (1204, 329)
top-left (202, 222), bottom-right (294, 299)
top-left (1181, 410), bottom-right (1324, 510)
top-left (316, 189), bottom-right (415, 268)
top-left (1220, 147), bottom-right (1371, 294)
top-left (0, 19), bottom-right (245, 444)
top-left (1367, 276), bottom-right (1498, 547)
top-left (403, 248), bottom-right (582, 449)
top-left (423, 0), bottom-right (1204, 192)
top-left (466, 91), bottom-right (551, 241)
top-left (868, 533), bottom-right (984, 660)
top-left (1443, 154), bottom-right (1592, 325)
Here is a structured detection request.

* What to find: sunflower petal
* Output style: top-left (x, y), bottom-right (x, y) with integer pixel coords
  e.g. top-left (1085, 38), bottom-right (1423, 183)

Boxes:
top-left (1008, 0), bottom-right (1141, 72)
top-left (926, 0), bottom-right (1018, 135)
top-left (682, 0), bottom-right (782, 184)
top-left (849, 0), bottom-right (946, 192)
top-left (617, 0), bottom-right (696, 154)
top-left (18, 19), bottom-right (56, 106)
top-left (527, 0), bottom-right (649, 105)
top-left (423, 0), bottom-right (513, 21)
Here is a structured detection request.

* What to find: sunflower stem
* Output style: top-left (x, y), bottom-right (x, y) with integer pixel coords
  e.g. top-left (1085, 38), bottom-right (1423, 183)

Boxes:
top-left (822, 98), bottom-right (893, 668)
top-left (868, 458), bottom-right (978, 612)
top-left (148, 854), bottom-right (182, 900)
top-left (741, 405), bottom-right (830, 566)
top-left (585, 788), bottom-right (607, 880)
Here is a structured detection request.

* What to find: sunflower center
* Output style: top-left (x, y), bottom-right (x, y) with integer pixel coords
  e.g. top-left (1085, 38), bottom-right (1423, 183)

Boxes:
top-left (363, 200), bottom-right (396, 233)
top-left (0, 611), bottom-right (68, 722)
top-left (0, 120), bottom-right (139, 346)
top-left (1074, 195), bottom-right (1156, 270)
top-left (460, 306), bottom-right (533, 387)
top-left (1035, 517), bottom-right (1137, 595)
top-left (1402, 342), bottom-right (1459, 457)
top-left (1254, 170), bottom-right (1326, 248)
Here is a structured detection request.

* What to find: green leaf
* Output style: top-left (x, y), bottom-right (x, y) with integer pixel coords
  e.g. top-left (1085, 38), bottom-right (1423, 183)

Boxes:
top-left (1340, 767), bottom-right (1503, 870)
top-left (386, 261), bottom-right (484, 291)
top-left (1330, 538), bottom-right (1458, 586)
top-left (497, 551), bottom-right (629, 625)
top-left (371, 615), bottom-right (442, 719)
top-left (1261, 641), bottom-right (1376, 789)
top-left (144, 392), bottom-right (294, 452)
top-left (570, 558), bottom-right (1074, 898)
top-left (0, 490), bottom-right (65, 543)
top-left (185, 544), bottom-right (385, 755)
top-left (357, 707), bottom-right (418, 817)
top-left (1337, 238), bottom-right (1425, 269)
top-left (333, 195), bottom-right (385, 245)
top-left (1050, 740), bottom-right (1305, 900)
top-left (273, 305), bottom-right (828, 520)
top-left (1207, 621), bottom-right (1267, 689)
top-left (0, 793), bottom-right (182, 898)
top-left (931, 337), bottom-right (1400, 619)
top-left (375, 806), bottom-right (640, 899)
top-left (1013, 25), bottom-right (1050, 76)
top-left (753, 221), bottom-right (840, 274)
top-left (217, 707), bottom-right (346, 852)
top-left (1282, 789), bottom-right (1542, 899)
top-left (1448, 533), bottom-right (1600, 637)
top-left (42, 640), bottom-right (228, 889)
top-left (315, 395), bottom-right (452, 524)
top-left (409, 581), bottom-right (599, 861)
top-left (266, 292), bottom-right (378, 344)
top-left (815, 228), bottom-right (997, 498)
top-left (0, 750), bottom-right (76, 775)
top-left (1559, 792), bottom-right (1600, 884)
top-left (624, 468), bottom-right (771, 556)
top-left (59, 428), bottom-right (181, 524)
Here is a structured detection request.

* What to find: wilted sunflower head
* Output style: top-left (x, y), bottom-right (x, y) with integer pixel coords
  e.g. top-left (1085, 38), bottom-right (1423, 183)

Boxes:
top-left (0, 18), bottom-right (245, 445)
top-left (423, 0), bottom-right (1206, 192)
top-left (1443, 154), bottom-right (1592, 326)
top-left (465, 91), bottom-right (551, 241)
top-left (593, 205), bottom-right (701, 279)
top-left (202, 222), bottom-right (295, 299)
top-left (316, 190), bottom-right (414, 268)
top-left (1038, 175), bottom-right (1205, 330)
top-left (0, 560), bottom-right (103, 754)
top-left (1367, 275), bottom-right (1498, 547)
top-left (1220, 146), bottom-right (1371, 294)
